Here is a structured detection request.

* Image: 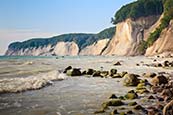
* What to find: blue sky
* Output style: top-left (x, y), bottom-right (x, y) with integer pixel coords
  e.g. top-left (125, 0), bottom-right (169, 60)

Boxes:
top-left (0, 0), bottom-right (135, 55)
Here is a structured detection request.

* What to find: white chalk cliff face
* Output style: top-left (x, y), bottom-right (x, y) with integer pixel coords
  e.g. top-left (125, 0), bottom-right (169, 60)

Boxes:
top-left (53, 42), bottom-right (79, 56)
top-left (102, 16), bottom-right (159, 56)
top-left (5, 42), bottom-right (79, 56)
top-left (5, 45), bottom-right (53, 56)
top-left (79, 39), bottom-right (109, 56)
top-left (145, 19), bottom-right (173, 56)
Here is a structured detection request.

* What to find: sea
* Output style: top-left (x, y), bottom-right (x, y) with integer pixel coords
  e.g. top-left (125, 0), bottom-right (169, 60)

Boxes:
top-left (0, 56), bottom-right (172, 115)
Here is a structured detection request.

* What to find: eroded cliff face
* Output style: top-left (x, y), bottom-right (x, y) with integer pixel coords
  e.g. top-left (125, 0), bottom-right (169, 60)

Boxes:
top-left (53, 42), bottom-right (79, 56)
top-left (5, 42), bottom-right (79, 56)
top-left (145, 19), bottom-right (173, 56)
top-left (102, 16), bottom-right (160, 56)
top-left (79, 39), bottom-right (109, 56)
top-left (5, 45), bottom-right (53, 56)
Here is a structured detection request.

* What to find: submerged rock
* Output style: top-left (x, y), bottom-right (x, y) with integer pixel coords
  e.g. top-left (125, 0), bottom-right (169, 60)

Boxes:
top-left (124, 92), bottom-right (138, 100)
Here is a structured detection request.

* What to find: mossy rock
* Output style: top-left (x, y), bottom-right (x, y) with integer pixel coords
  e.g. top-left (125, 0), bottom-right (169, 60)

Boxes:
top-left (94, 108), bottom-right (105, 114)
top-left (110, 69), bottom-right (117, 76)
top-left (63, 66), bottom-right (72, 73)
top-left (133, 105), bottom-right (144, 110)
top-left (119, 112), bottom-right (126, 115)
top-left (120, 71), bottom-right (128, 77)
top-left (123, 74), bottom-right (140, 86)
top-left (109, 94), bottom-right (117, 99)
top-left (92, 71), bottom-right (101, 77)
top-left (124, 92), bottom-right (138, 100)
top-left (128, 102), bottom-right (137, 106)
top-left (66, 68), bottom-right (82, 76)
top-left (118, 96), bottom-right (125, 100)
top-left (136, 88), bottom-right (149, 94)
top-left (100, 71), bottom-right (109, 77)
top-left (102, 99), bottom-right (124, 107)
top-left (86, 69), bottom-right (96, 75)
top-left (110, 109), bottom-right (118, 115)
top-left (112, 73), bottom-right (122, 78)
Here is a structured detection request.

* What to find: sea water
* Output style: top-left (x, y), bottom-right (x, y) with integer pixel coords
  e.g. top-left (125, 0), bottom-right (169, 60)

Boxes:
top-left (0, 56), bottom-right (172, 115)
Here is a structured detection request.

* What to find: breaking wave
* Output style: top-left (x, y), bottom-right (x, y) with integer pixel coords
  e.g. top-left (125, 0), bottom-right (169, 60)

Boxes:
top-left (0, 70), bottom-right (67, 93)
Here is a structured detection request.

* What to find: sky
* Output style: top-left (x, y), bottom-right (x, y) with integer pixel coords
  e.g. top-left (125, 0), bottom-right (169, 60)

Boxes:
top-left (0, 0), bottom-right (135, 55)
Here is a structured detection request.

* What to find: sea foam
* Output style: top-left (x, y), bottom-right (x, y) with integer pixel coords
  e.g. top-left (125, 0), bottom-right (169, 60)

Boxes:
top-left (0, 70), bottom-right (67, 93)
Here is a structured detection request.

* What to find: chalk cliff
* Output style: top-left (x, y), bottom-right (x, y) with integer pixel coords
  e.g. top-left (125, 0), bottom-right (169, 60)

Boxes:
top-left (102, 16), bottom-right (160, 56)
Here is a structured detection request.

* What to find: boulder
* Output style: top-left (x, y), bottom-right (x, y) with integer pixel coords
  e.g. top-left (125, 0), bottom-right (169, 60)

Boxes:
top-left (109, 69), bottom-right (117, 76)
top-left (163, 100), bottom-right (173, 115)
top-left (86, 69), bottom-right (95, 75)
top-left (113, 61), bottom-right (121, 66)
top-left (143, 72), bottom-right (156, 78)
top-left (92, 71), bottom-right (101, 77)
top-left (109, 94), bottom-right (117, 99)
top-left (125, 92), bottom-right (138, 100)
top-left (123, 74), bottom-right (140, 86)
top-left (128, 102), bottom-right (137, 106)
top-left (63, 66), bottom-right (72, 73)
top-left (151, 75), bottom-right (168, 86)
top-left (66, 68), bottom-right (82, 76)
top-left (102, 99), bottom-right (124, 108)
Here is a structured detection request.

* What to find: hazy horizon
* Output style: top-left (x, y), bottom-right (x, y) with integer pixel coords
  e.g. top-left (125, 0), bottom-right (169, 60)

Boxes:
top-left (0, 0), bottom-right (135, 55)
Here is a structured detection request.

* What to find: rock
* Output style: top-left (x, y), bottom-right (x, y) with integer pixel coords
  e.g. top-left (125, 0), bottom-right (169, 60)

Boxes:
top-left (133, 105), bottom-right (144, 110)
top-left (143, 72), bottom-right (156, 78)
top-left (123, 74), bottom-right (140, 86)
top-left (163, 100), bottom-right (173, 115)
top-left (161, 89), bottom-right (173, 97)
top-left (126, 110), bottom-right (133, 114)
top-left (151, 75), bottom-right (168, 86)
top-left (109, 94), bottom-right (117, 99)
top-left (163, 61), bottom-right (170, 67)
top-left (148, 95), bottom-right (155, 99)
top-left (124, 92), bottom-right (138, 100)
top-left (136, 63), bottom-right (140, 66)
top-left (63, 66), bottom-right (72, 73)
top-left (113, 61), bottom-right (121, 66)
top-left (86, 69), bottom-right (95, 75)
top-left (110, 69), bottom-right (117, 76)
top-left (128, 102), bottom-right (137, 106)
top-left (66, 68), bottom-right (82, 76)
top-left (94, 109), bottom-right (105, 114)
top-left (155, 63), bottom-right (162, 67)
top-left (92, 71), bottom-right (101, 77)
top-left (112, 73), bottom-right (122, 78)
top-left (102, 99), bottom-right (124, 107)
top-left (136, 88), bottom-right (149, 94)
top-left (120, 71), bottom-right (128, 77)
top-left (100, 71), bottom-right (109, 77)
top-left (110, 109), bottom-right (118, 115)
top-left (119, 112), bottom-right (126, 115)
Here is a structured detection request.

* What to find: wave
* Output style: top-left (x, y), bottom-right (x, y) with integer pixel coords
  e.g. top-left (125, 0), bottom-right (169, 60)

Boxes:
top-left (0, 70), bottom-right (67, 93)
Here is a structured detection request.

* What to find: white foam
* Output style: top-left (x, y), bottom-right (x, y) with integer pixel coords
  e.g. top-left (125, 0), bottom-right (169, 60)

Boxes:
top-left (0, 71), bottom-right (67, 93)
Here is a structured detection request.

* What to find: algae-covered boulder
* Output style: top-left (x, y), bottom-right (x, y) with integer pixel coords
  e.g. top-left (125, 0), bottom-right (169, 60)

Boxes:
top-left (86, 69), bottom-right (96, 75)
top-left (63, 66), bottom-right (72, 73)
top-left (124, 92), bottom-right (138, 100)
top-left (128, 101), bottom-right (137, 106)
top-left (102, 99), bottom-right (124, 108)
top-left (66, 68), bottom-right (82, 76)
top-left (151, 75), bottom-right (168, 86)
top-left (123, 74), bottom-right (140, 86)
top-left (110, 69), bottom-right (117, 76)
top-left (92, 71), bottom-right (101, 77)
